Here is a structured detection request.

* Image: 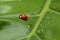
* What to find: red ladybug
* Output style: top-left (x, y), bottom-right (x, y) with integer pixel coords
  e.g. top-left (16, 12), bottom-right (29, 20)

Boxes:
top-left (19, 14), bottom-right (28, 20)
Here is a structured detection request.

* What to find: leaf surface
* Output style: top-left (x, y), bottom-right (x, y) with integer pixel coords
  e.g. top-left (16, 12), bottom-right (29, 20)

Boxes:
top-left (0, 0), bottom-right (60, 40)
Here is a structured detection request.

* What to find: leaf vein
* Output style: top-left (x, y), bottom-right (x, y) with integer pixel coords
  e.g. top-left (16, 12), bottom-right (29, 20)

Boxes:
top-left (27, 0), bottom-right (51, 40)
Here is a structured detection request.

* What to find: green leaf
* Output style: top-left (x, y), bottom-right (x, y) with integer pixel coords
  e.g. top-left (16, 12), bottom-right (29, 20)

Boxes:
top-left (0, 0), bottom-right (60, 40)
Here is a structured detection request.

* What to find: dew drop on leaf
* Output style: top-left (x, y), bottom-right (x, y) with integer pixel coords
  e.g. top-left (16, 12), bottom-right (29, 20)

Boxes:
top-left (34, 12), bottom-right (37, 14)
top-left (41, 29), bottom-right (44, 32)
top-left (30, 18), bottom-right (33, 20)
top-left (46, 16), bottom-right (50, 19)
top-left (45, 35), bottom-right (47, 38)
top-left (27, 25), bottom-right (30, 28)
top-left (37, 29), bottom-right (40, 33)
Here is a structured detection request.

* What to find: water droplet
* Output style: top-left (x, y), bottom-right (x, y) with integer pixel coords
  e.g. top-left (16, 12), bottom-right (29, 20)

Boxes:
top-left (31, 18), bottom-right (33, 20)
top-left (27, 25), bottom-right (30, 28)
top-left (34, 11), bottom-right (38, 14)
top-left (37, 29), bottom-right (40, 33)
top-left (41, 29), bottom-right (44, 32)
top-left (31, 11), bottom-right (34, 14)
top-left (40, 24), bottom-right (45, 29)
top-left (46, 16), bottom-right (50, 19)
top-left (45, 35), bottom-right (47, 38)
top-left (40, 24), bottom-right (43, 27)
top-left (37, 9), bottom-right (40, 12)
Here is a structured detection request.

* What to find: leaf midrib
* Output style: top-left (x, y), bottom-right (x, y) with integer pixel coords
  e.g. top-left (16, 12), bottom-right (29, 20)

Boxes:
top-left (27, 0), bottom-right (51, 40)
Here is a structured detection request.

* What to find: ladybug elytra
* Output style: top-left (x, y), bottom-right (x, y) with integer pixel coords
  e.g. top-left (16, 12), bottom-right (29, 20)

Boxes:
top-left (19, 14), bottom-right (28, 20)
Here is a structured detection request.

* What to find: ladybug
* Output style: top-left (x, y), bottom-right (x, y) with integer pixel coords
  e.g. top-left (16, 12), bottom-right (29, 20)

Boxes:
top-left (19, 14), bottom-right (28, 20)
